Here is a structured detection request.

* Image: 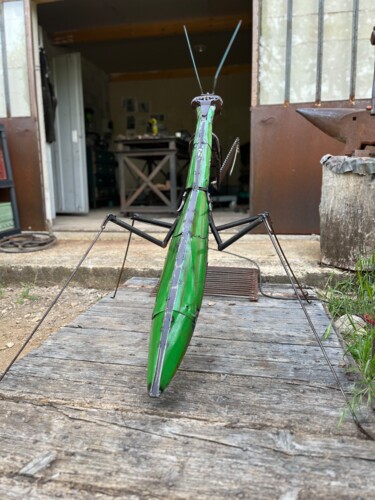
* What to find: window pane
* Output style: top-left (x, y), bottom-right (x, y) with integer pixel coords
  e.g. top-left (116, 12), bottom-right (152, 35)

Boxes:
top-left (4, 1), bottom-right (30, 117)
top-left (356, 1), bottom-right (375, 99)
top-left (290, 0), bottom-right (319, 103)
top-left (258, 0), bottom-right (288, 105)
top-left (321, 1), bottom-right (353, 101)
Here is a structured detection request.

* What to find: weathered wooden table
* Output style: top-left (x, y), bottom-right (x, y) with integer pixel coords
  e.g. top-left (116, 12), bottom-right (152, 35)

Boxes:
top-left (115, 137), bottom-right (188, 214)
top-left (0, 278), bottom-right (374, 498)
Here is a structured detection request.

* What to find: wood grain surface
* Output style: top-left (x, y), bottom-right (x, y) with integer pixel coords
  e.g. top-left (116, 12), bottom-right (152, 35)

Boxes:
top-left (0, 278), bottom-right (374, 499)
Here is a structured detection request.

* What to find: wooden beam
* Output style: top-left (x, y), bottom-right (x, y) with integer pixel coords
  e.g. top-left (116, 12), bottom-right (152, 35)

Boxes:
top-left (52, 14), bottom-right (251, 45)
top-left (110, 64), bottom-right (250, 83)
top-left (33, 0), bottom-right (63, 4)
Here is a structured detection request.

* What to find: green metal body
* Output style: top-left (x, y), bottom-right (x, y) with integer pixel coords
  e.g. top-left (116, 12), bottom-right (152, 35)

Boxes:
top-left (147, 99), bottom-right (219, 397)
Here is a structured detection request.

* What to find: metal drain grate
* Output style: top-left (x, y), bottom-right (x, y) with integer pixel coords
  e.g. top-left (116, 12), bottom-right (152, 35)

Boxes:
top-left (151, 266), bottom-right (259, 301)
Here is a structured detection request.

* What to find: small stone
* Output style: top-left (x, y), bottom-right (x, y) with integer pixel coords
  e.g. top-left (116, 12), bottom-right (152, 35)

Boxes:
top-left (334, 315), bottom-right (367, 336)
top-left (6, 342), bottom-right (14, 348)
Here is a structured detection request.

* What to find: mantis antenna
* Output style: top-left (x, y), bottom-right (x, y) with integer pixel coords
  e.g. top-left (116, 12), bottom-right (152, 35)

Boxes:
top-left (184, 20), bottom-right (242, 95)
top-left (212, 20), bottom-right (242, 93)
top-left (183, 25), bottom-right (204, 94)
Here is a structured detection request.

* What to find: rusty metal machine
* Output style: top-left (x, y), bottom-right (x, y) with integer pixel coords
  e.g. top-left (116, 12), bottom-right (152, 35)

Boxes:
top-left (297, 26), bottom-right (375, 157)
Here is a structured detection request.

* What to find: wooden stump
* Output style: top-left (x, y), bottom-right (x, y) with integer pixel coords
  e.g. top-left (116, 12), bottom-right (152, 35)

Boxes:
top-left (319, 156), bottom-right (375, 270)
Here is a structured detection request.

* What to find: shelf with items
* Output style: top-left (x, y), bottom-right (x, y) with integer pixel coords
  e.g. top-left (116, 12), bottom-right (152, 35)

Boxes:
top-left (0, 125), bottom-right (20, 239)
top-left (86, 147), bottom-right (119, 209)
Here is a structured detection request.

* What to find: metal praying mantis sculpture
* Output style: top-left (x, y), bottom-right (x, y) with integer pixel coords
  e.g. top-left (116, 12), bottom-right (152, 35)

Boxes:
top-left (105, 20), bottom-right (308, 398)
top-left (3, 21), bottom-right (374, 440)
top-left (0, 21), bottom-right (305, 397)
top-left (0, 21), bottom-right (310, 397)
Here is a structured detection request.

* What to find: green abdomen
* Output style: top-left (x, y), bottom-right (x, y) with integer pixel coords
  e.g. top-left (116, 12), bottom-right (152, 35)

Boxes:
top-left (147, 189), bottom-right (209, 396)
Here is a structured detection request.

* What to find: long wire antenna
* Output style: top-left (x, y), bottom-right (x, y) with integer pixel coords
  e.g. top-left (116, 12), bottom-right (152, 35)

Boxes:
top-left (212, 20), bottom-right (242, 93)
top-left (183, 25), bottom-right (204, 94)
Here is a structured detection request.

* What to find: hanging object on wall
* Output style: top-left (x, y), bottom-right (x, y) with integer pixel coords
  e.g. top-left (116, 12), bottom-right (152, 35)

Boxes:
top-left (40, 47), bottom-right (57, 144)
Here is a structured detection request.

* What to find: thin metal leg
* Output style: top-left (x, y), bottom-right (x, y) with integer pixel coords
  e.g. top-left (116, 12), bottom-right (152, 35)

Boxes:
top-left (262, 214), bottom-right (310, 303)
top-left (0, 215), bottom-right (111, 383)
top-left (110, 213), bottom-right (179, 298)
top-left (209, 211), bottom-right (308, 301)
top-left (210, 210), bottom-right (374, 439)
top-left (111, 218), bottom-right (134, 299)
top-left (263, 214), bottom-right (374, 439)
top-left (0, 211), bottom-right (179, 383)
top-left (131, 214), bottom-right (173, 228)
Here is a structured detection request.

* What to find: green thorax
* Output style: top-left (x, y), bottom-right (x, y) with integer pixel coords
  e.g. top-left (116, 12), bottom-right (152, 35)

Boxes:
top-left (185, 104), bottom-right (216, 189)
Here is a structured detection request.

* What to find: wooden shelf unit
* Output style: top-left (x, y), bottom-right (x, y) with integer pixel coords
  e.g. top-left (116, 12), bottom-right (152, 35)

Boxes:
top-left (0, 124), bottom-right (20, 239)
top-left (86, 147), bottom-right (119, 209)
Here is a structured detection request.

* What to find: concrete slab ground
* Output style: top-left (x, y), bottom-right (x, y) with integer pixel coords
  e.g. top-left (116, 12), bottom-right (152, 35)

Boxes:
top-left (0, 208), bottom-right (347, 289)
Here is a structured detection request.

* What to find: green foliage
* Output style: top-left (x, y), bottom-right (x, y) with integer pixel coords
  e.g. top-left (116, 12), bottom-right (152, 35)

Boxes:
top-left (324, 253), bottom-right (375, 411)
top-left (325, 252), bottom-right (375, 319)
top-left (16, 284), bottom-right (38, 305)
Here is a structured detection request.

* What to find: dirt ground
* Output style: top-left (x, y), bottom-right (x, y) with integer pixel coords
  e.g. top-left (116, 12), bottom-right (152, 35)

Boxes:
top-left (0, 285), bottom-right (107, 373)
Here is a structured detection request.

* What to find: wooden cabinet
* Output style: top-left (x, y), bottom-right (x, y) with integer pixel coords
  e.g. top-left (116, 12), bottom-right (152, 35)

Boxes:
top-left (86, 148), bottom-right (119, 208)
top-left (0, 125), bottom-right (20, 239)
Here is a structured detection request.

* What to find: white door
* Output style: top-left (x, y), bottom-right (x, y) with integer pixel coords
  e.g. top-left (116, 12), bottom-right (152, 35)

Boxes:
top-left (52, 53), bottom-right (88, 214)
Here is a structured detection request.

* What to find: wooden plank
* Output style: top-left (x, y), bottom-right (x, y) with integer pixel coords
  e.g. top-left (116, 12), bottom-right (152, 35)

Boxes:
top-left (19, 451), bottom-right (57, 477)
top-left (69, 311), bottom-right (337, 347)
top-left (34, 0), bottom-right (62, 4)
top-left (19, 323), bottom-right (345, 386)
top-left (110, 64), bottom-right (250, 83)
top-left (1, 281), bottom-right (375, 498)
top-left (52, 14), bottom-right (251, 45)
top-left (0, 479), bottom-right (96, 500)
top-left (70, 289), bottom-right (338, 347)
top-left (2, 358), bottom-right (358, 437)
top-left (1, 401), bottom-right (375, 498)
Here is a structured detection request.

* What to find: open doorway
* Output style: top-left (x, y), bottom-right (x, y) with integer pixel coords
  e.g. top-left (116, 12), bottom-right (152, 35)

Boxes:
top-left (36, 1), bottom-right (251, 220)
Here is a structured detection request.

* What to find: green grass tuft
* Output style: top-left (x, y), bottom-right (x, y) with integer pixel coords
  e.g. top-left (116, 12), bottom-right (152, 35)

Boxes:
top-left (16, 284), bottom-right (38, 305)
top-left (324, 252), bottom-right (375, 412)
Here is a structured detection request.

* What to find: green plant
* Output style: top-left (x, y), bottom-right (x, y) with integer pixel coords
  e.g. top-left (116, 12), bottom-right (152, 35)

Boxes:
top-left (16, 284), bottom-right (38, 304)
top-left (323, 252), bottom-right (375, 413)
top-left (355, 252), bottom-right (375, 306)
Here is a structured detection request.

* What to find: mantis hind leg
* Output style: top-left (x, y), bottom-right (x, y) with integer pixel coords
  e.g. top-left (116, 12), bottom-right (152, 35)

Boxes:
top-left (107, 213), bottom-right (179, 298)
top-left (209, 211), bottom-right (309, 303)
top-left (0, 213), bottom-right (178, 383)
top-left (0, 216), bottom-right (110, 383)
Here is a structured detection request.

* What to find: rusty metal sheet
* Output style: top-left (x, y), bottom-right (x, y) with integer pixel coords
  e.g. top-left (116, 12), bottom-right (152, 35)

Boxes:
top-left (152, 266), bottom-right (259, 301)
top-left (0, 118), bottom-right (47, 231)
top-left (249, 103), bottom-right (364, 234)
top-left (203, 266), bottom-right (258, 301)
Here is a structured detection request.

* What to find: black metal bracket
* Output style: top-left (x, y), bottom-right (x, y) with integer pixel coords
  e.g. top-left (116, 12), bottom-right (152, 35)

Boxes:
top-left (105, 213), bottom-right (177, 249)
top-left (209, 212), bottom-right (266, 251)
